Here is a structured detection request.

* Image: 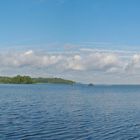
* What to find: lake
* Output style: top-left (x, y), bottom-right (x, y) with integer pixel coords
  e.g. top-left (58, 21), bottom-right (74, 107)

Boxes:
top-left (0, 84), bottom-right (140, 139)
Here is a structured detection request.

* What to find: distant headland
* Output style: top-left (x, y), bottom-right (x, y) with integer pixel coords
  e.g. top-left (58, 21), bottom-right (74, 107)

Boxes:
top-left (0, 75), bottom-right (76, 85)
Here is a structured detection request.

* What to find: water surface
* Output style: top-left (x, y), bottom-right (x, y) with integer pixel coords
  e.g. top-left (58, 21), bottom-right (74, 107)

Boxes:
top-left (0, 84), bottom-right (140, 139)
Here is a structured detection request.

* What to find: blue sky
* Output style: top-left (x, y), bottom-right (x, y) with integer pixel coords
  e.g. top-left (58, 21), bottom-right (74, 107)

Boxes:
top-left (1, 0), bottom-right (140, 47)
top-left (1, 0), bottom-right (140, 84)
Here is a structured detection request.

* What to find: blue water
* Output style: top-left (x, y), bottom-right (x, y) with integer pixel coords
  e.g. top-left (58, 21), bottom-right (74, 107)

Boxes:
top-left (1, 84), bottom-right (140, 139)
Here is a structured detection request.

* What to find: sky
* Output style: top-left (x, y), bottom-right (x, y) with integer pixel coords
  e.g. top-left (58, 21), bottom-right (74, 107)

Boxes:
top-left (1, 0), bottom-right (140, 84)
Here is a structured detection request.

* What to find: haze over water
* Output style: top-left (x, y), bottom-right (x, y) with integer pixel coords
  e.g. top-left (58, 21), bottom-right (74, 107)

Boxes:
top-left (0, 84), bottom-right (140, 140)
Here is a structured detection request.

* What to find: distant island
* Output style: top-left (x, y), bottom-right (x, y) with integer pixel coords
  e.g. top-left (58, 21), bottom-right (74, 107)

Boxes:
top-left (0, 75), bottom-right (76, 84)
top-left (88, 83), bottom-right (94, 86)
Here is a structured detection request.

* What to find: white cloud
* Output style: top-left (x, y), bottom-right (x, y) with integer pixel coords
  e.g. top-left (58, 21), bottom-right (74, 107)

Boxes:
top-left (64, 55), bottom-right (85, 70)
top-left (0, 49), bottom-right (128, 72)
top-left (0, 48), bottom-right (140, 84)
top-left (84, 52), bottom-right (121, 71)
top-left (125, 54), bottom-right (140, 72)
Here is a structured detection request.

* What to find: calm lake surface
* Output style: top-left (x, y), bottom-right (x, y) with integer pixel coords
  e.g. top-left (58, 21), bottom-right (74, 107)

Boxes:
top-left (1, 84), bottom-right (140, 140)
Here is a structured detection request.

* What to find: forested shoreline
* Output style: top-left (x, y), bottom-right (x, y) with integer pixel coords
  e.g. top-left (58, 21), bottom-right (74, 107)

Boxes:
top-left (0, 75), bottom-right (75, 84)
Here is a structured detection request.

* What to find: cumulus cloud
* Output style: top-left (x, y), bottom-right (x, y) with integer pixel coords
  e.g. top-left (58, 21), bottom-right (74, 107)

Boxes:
top-left (0, 49), bottom-right (140, 79)
top-left (63, 55), bottom-right (85, 70)
top-left (0, 50), bottom-right (125, 70)
top-left (125, 54), bottom-right (140, 72)
top-left (0, 50), bottom-right (63, 68)
top-left (83, 53), bottom-right (121, 71)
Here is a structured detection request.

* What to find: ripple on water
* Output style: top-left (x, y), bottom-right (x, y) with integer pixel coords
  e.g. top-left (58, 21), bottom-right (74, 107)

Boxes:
top-left (0, 85), bottom-right (140, 139)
